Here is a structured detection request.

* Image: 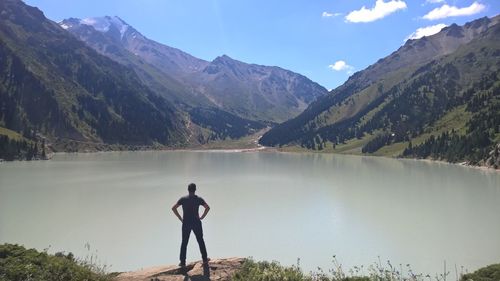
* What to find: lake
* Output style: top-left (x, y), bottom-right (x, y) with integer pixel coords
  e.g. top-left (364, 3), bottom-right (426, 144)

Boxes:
top-left (1, 151), bottom-right (499, 276)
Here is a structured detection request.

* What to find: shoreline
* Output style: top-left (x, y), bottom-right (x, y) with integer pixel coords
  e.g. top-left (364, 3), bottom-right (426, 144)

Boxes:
top-left (397, 156), bottom-right (500, 173)
top-left (274, 148), bottom-right (500, 173)
top-left (28, 145), bottom-right (499, 173)
top-left (3, 127), bottom-right (497, 172)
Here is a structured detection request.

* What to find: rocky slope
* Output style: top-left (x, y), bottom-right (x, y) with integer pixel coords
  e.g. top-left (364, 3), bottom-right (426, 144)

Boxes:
top-left (59, 17), bottom-right (208, 107)
top-left (189, 54), bottom-right (327, 122)
top-left (114, 258), bottom-right (245, 281)
top-left (60, 16), bottom-right (328, 123)
top-left (61, 16), bottom-right (208, 80)
top-left (482, 144), bottom-right (500, 169)
top-left (57, 17), bottom-right (270, 144)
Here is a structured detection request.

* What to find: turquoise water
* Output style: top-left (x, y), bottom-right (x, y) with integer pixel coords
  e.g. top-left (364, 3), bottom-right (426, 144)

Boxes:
top-left (1, 151), bottom-right (499, 275)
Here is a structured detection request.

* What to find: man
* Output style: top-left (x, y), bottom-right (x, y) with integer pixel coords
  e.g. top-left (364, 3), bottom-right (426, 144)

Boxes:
top-left (172, 183), bottom-right (210, 267)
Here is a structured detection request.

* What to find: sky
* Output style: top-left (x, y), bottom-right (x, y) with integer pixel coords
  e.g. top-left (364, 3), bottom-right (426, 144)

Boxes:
top-left (24, 0), bottom-right (499, 90)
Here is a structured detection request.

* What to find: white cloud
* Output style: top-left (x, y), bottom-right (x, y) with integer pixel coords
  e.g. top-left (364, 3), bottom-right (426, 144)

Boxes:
top-left (423, 1), bottom-right (485, 20)
top-left (328, 60), bottom-right (354, 74)
top-left (405, 23), bottom-right (447, 41)
top-left (426, 0), bottom-right (445, 4)
top-left (322, 11), bottom-right (342, 18)
top-left (345, 0), bottom-right (407, 23)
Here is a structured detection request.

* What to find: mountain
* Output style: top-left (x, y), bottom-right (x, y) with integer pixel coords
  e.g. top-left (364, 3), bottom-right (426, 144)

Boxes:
top-left (190, 54), bottom-right (327, 122)
top-left (58, 17), bottom-right (266, 144)
top-left (60, 16), bottom-right (328, 123)
top-left (0, 0), bottom-right (188, 151)
top-left (61, 16), bottom-right (208, 79)
top-left (59, 16), bottom-right (209, 107)
top-left (260, 15), bottom-right (500, 165)
top-left (0, 0), bottom-right (326, 158)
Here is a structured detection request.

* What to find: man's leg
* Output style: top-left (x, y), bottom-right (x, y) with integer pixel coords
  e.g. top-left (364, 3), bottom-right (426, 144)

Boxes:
top-left (192, 221), bottom-right (208, 262)
top-left (179, 223), bottom-right (191, 265)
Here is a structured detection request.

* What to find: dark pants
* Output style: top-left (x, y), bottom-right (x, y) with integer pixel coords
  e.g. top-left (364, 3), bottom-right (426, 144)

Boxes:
top-left (180, 220), bottom-right (208, 263)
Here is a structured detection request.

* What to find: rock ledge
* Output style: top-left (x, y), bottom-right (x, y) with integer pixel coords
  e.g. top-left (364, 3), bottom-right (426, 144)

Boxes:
top-left (114, 257), bottom-right (245, 281)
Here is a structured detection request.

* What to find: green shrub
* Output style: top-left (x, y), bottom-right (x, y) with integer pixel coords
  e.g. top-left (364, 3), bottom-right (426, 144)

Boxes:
top-left (232, 259), bottom-right (370, 281)
top-left (233, 259), bottom-right (312, 281)
top-left (0, 244), bottom-right (112, 281)
top-left (461, 263), bottom-right (500, 281)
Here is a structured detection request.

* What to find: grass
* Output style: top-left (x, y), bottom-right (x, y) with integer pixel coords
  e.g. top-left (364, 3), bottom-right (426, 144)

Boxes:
top-left (277, 131), bottom-right (377, 155)
top-left (233, 258), bottom-right (500, 281)
top-left (372, 141), bottom-right (412, 157)
top-left (277, 144), bottom-right (313, 153)
top-left (2, 243), bottom-right (498, 281)
top-left (0, 127), bottom-right (23, 141)
top-left (271, 103), bottom-right (472, 159)
top-left (233, 259), bottom-right (312, 281)
top-left (372, 105), bottom-right (471, 157)
top-left (277, 131), bottom-right (376, 155)
top-left (0, 244), bottom-right (114, 281)
top-left (317, 105), bottom-right (473, 158)
top-left (332, 134), bottom-right (377, 155)
top-left (188, 127), bottom-right (270, 150)
top-left (315, 68), bottom-right (414, 128)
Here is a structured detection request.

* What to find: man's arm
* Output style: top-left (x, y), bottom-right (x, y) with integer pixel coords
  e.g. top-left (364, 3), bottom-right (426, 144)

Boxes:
top-left (200, 203), bottom-right (210, 220)
top-left (172, 203), bottom-right (182, 222)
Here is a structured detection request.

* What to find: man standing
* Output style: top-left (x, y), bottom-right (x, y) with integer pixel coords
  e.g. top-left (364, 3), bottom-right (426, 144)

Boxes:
top-left (172, 183), bottom-right (210, 267)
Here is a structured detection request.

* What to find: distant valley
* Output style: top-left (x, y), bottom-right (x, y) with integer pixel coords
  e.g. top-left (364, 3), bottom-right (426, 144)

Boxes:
top-left (0, 0), bottom-right (327, 159)
top-left (0, 0), bottom-right (499, 168)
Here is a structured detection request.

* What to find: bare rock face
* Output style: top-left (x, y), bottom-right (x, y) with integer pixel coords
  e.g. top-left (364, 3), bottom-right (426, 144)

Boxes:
top-left (483, 143), bottom-right (500, 169)
top-left (114, 257), bottom-right (245, 281)
top-left (60, 17), bottom-right (328, 124)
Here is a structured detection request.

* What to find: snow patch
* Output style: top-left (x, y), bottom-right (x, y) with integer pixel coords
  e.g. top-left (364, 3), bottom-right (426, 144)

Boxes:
top-left (79, 16), bottom-right (129, 38)
top-left (110, 16), bottom-right (129, 39)
top-left (60, 23), bottom-right (70, 30)
top-left (80, 17), bottom-right (110, 32)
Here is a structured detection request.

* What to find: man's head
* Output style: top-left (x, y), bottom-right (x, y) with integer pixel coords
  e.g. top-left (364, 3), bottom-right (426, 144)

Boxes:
top-left (188, 183), bottom-right (196, 194)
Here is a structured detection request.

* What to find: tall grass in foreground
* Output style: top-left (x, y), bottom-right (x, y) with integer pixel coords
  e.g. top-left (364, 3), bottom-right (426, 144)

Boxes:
top-left (1, 243), bottom-right (498, 281)
top-left (233, 256), bottom-right (499, 281)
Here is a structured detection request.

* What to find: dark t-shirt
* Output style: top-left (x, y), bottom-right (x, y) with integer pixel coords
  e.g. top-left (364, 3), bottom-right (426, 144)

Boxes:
top-left (177, 195), bottom-right (206, 223)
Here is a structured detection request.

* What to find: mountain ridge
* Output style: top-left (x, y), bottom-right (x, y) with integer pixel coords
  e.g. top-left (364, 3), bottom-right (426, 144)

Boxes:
top-left (0, 0), bottom-right (328, 158)
top-left (260, 15), bottom-right (500, 166)
top-left (61, 16), bottom-right (209, 77)
top-left (60, 15), bottom-right (328, 123)
top-left (0, 0), bottom-right (188, 151)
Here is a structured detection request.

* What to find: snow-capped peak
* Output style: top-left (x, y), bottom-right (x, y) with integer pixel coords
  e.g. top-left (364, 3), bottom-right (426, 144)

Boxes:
top-left (58, 18), bottom-right (80, 30)
top-left (79, 16), bottom-right (130, 39)
top-left (108, 16), bottom-right (129, 38)
top-left (80, 17), bottom-right (111, 32)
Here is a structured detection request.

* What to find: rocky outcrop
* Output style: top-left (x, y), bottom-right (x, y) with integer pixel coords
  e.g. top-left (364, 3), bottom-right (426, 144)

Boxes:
top-left (114, 258), bottom-right (245, 281)
top-left (482, 143), bottom-right (500, 169)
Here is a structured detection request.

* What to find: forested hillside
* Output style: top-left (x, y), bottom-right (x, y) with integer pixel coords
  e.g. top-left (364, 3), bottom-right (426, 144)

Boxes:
top-left (0, 0), bottom-right (188, 154)
top-left (260, 15), bottom-right (500, 167)
top-left (0, 0), bottom-right (327, 159)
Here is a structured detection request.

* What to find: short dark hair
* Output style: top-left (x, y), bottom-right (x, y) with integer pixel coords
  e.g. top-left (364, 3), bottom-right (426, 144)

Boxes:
top-left (188, 183), bottom-right (196, 192)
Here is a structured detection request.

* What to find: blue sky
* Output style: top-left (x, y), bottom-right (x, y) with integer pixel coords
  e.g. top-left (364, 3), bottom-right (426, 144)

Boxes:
top-left (25, 0), bottom-right (499, 89)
